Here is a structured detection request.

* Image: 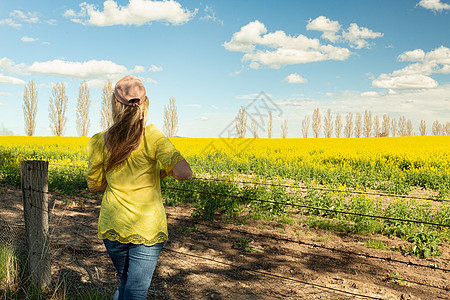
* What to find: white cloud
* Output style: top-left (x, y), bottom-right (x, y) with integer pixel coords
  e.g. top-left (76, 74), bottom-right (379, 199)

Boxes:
top-left (0, 19), bottom-right (21, 28)
top-left (360, 91), bottom-right (380, 97)
top-left (0, 10), bottom-right (42, 28)
top-left (149, 65), bottom-right (163, 72)
top-left (249, 62), bottom-right (260, 69)
top-left (417, 0), bottom-right (450, 12)
top-left (224, 19), bottom-right (383, 68)
top-left (306, 16), bottom-right (341, 42)
top-left (47, 19), bottom-right (57, 25)
top-left (145, 77), bottom-right (158, 84)
top-left (211, 105), bottom-right (219, 109)
top-left (11, 10), bottom-right (39, 23)
top-left (228, 70), bottom-right (242, 76)
top-left (0, 58), bottom-right (15, 69)
top-left (27, 59), bottom-right (143, 79)
top-left (373, 46), bottom-right (450, 90)
top-left (64, 0), bottom-right (197, 26)
top-left (185, 104), bottom-right (201, 107)
top-left (0, 92), bottom-right (10, 96)
top-left (21, 36), bottom-right (39, 43)
top-left (86, 78), bottom-right (109, 88)
top-left (242, 46), bottom-right (350, 68)
top-left (372, 74), bottom-right (438, 89)
top-left (323, 84), bottom-right (450, 124)
top-left (387, 89), bottom-right (399, 95)
top-left (130, 65), bottom-right (146, 73)
top-left (198, 116), bottom-right (209, 121)
top-left (0, 102), bottom-right (8, 106)
top-left (223, 20), bottom-right (267, 52)
top-left (200, 5), bottom-right (223, 25)
top-left (284, 73), bottom-right (307, 84)
top-left (398, 49), bottom-right (426, 62)
top-left (342, 23), bottom-right (383, 49)
top-left (326, 92), bottom-right (338, 97)
top-left (306, 16), bottom-right (383, 48)
top-left (0, 73), bottom-right (25, 85)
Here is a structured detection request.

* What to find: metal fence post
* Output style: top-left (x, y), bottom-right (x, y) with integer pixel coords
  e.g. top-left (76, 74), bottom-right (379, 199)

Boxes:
top-left (20, 160), bottom-right (51, 290)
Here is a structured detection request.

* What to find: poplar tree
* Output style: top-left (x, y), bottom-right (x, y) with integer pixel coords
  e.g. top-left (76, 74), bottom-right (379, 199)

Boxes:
top-left (163, 97), bottom-right (178, 137)
top-left (23, 80), bottom-right (38, 136)
top-left (49, 82), bottom-right (68, 136)
top-left (76, 81), bottom-right (91, 137)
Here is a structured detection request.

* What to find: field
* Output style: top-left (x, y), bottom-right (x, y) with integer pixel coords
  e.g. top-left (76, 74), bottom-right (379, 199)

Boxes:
top-left (1, 135), bottom-right (450, 298)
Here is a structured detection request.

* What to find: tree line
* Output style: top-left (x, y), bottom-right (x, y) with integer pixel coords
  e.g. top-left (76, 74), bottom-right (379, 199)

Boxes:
top-left (22, 79), bottom-right (448, 138)
top-left (22, 80), bottom-right (178, 137)
top-left (235, 106), bottom-right (450, 138)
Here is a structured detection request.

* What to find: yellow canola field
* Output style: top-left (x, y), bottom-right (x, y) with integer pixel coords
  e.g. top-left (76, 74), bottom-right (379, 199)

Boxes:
top-left (1, 135), bottom-right (449, 185)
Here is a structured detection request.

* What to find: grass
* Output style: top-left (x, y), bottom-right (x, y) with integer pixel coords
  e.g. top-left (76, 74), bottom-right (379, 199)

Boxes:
top-left (364, 239), bottom-right (387, 250)
top-left (0, 245), bottom-right (20, 297)
top-left (387, 272), bottom-right (409, 287)
top-left (313, 234), bottom-right (333, 243)
top-left (0, 244), bottom-right (113, 300)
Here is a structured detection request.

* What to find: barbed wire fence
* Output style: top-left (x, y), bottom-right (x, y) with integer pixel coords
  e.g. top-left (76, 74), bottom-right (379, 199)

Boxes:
top-left (1, 160), bottom-right (449, 299)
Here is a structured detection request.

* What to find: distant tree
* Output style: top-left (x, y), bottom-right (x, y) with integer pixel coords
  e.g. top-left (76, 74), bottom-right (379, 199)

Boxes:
top-left (419, 120), bottom-right (426, 136)
top-left (100, 79), bottom-right (113, 130)
top-left (445, 122), bottom-right (450, 135)
top-left (391, 118), bottom-right (397, 137)
top-left (354, 113), bottom-right (362, 138)
top-left (323, 109), bottom-right (333, 138)
top-left (268, 111), bottom-right (273, 138)
top-left (281, 119), bottom-right (288, 138)
top-left (344, 112), bottom-right (353, 138)
top-left (373, 115), bottom-right (381, 137)
top-left (334, 113), bottom-right (342, 138)
top-left (163, 97), bottom-right (178, 137)
top-left (432, 120), bottom-right (441, 135)
top-left (398, 116), bottom-right (407, 137)
top-left (235, 106), bottom-right (247, 138)
top-left (381, 114), bottom-right (390, 137)
top-left (406, 119), bottom-right (413, 136)
top-left (23, 80), bottom-right (38, 136)
top-left (49, 82), bottom-right (68, 136)
top-left (76, 81), bottom-right (91, 137)
top-left (363, 110), bottom-right (372, 137)
top-left (301, 115), bottom-right (310, 138)
top-left (251, 119), bottom-right (258, 138)
top-left (312, 108), bottom-right (321, 138)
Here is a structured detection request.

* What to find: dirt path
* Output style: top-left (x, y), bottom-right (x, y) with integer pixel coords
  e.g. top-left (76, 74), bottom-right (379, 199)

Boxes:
top-left (0, 185), bottom-right (449, 299)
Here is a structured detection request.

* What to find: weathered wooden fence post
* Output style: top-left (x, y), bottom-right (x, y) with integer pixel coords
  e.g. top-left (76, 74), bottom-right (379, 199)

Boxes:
top-left (21, 160), bottom-right (51, 290)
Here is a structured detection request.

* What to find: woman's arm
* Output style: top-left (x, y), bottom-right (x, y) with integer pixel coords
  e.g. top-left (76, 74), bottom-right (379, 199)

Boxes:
top-left (89, 181), bottom-right (107, 193)
top-left (167, 159), bottom-right (193, 181)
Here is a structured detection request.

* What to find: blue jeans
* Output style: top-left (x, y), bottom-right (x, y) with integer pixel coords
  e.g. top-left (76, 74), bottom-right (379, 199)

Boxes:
top-left (103, 239), bottom-right (165, 300)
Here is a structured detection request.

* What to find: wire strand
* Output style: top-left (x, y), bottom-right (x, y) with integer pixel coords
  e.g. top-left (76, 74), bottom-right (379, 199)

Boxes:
top-left (162, 186), bottom-right (450, 228)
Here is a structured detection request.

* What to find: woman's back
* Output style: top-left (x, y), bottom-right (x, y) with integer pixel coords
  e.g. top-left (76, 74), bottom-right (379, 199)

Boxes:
top-left (87, 124), bottom-right (184, 246)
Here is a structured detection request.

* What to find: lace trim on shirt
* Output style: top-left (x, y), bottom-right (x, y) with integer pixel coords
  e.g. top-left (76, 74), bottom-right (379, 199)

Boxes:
top-left (167, 151), bottom-right (184, 171)
top-left (99, 229), bottom-right (168, 246)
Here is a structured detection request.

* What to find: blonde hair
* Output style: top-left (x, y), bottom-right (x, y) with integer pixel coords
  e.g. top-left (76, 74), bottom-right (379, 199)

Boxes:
top-left (104, 94), bottom-right (149, 173)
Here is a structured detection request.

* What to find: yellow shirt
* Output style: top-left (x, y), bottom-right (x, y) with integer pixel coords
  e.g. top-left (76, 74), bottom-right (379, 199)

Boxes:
top-left (86, 124), bottom-right (184, 246)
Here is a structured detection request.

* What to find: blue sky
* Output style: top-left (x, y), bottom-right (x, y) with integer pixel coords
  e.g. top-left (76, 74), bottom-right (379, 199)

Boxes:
top-left (0, 0), bottom-right (449, 137)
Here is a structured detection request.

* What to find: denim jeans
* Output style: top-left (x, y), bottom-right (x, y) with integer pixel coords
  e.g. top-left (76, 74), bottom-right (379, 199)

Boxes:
top-left (103, 239), bottom-right (165, 300)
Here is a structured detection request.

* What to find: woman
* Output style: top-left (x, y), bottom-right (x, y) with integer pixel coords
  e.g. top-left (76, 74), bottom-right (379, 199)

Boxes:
top-left (87, 75), bottom-right (192, 299)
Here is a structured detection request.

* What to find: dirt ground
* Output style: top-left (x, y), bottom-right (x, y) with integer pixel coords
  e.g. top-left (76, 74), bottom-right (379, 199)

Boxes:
top-left (0, 185), bottom-right (449, 300)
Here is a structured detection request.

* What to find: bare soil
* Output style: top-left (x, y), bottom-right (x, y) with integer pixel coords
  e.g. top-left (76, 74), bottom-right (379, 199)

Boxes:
top-left (0, 185), bottom-right (449, 300)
